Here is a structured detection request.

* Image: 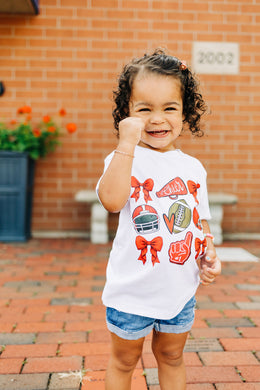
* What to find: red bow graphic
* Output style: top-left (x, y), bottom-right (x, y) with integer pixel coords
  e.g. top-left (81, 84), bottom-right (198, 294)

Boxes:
top-left (131, 177), bottom-right (154, 203)
top-left (195, 237), bottom-right (207, 259)
top-left (187, 180), bottom-right (200, 204)
top-left (135, 236), bottom-right (163, 266)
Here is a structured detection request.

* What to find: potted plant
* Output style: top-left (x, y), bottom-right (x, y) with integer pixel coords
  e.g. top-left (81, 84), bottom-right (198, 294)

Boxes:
top-left (0, 106), bottom-right (77, 242)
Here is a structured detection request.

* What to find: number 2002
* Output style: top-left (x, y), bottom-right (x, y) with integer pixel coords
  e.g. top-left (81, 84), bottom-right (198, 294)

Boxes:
top-left (198, 51), bottom-right (234, 65)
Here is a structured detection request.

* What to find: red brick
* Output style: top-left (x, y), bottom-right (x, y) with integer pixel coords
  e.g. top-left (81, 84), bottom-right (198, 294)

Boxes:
top-left (131, 369), bottom-right (147, 390)
top-left (44, 313), bottom-right (88, 322)
top-left (22, 356), bottom-right (82, 374)
top-left (2, 344), bottom-right (57, 358)
top-left (14, 322), bottom-right (64, 333)
top-left (88, 311), bottom-right (106, 321)
top-left (88, 330), bottom-right (110, 343)
top-left (251, 318), bottom-right (260, 327)
top-left (81, 370), bottom-right (105, 389)
top-left (84, 354), bottom-right (109, 371)
top-left (187, 386), bottom-right (215, 390)
top-left (0, 358), bottom-right (23, 374)
top-left (2, 309), bottom-right (43, 325)
top-left (0, 307), bottom-right (25, 318)
top-left (65, 319), bottom-right (106, 331)
top-left (216, 384), bottom-right (260, 390)
top-left (195, 310), bottom-right (224, 319)
top-left (25, 305), bottom-right (68, 314)
top-left (191, 328), bottom-right (239, 339)
top-left (187, 367), bottom-right (241, 383)
top-left (237, 366), bottom-right (260, 382)
top-left (36, 331), bottom-right (87, 344)
top-left (237, 328), bottom-right (260, 338)
top-left (199, 351), bottom-right (259, 366)
top-left (223, 310), bottom-right (260, 318)
top-left (220, 338), bottom-right (260, 351)
top-left (59, 342), bottom-right (110, 356)
top-left (0, 323), bottom-right (14, 333)
top-left (192, 318), bottom-right (208, 328)
top-left (91, 0), bottom-right (118, 7)
top-left (209, 294), bottom-right (251, 303)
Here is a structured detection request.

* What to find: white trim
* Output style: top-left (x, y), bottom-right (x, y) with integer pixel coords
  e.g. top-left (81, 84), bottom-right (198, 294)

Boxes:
top-left (224, 233), bottom-right (260, 241)
top-left (32, 230), bottom-right (89, 239)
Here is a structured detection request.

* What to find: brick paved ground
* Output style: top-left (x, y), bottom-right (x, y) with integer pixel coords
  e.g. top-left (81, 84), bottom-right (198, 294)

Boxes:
top-left (0, 239), bottom-right (259, 389)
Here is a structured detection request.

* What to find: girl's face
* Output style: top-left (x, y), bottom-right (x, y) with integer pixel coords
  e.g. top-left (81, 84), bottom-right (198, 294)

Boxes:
top-left (129, 72), bottom-right (184, 152)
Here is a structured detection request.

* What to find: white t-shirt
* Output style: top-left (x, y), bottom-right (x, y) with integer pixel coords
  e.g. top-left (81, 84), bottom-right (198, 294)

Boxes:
top-left (96, 145), bottom-right (211, 319)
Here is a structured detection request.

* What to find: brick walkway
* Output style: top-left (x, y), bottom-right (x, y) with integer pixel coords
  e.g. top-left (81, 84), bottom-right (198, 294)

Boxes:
top-left (0, 239), bottom-right (259, 390)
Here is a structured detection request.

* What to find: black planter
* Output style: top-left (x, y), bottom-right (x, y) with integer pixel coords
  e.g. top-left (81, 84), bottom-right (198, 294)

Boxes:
top-left (0, 151), bottom-right (35, 242)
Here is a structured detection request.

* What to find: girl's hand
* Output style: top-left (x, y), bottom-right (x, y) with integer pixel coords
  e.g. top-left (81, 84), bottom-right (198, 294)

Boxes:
top-left (118, 117), bottom-right (145, 149)
top-left (197, 248), bottom-right (221, 286)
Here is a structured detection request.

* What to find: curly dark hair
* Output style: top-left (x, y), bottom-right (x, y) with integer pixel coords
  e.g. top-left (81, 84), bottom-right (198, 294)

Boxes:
top-left (112, 49), bottom-right (207, 137)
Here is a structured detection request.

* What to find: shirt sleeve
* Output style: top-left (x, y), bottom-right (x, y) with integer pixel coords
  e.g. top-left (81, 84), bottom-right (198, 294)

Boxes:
top-left (95, 151), bottom-right (115, 204)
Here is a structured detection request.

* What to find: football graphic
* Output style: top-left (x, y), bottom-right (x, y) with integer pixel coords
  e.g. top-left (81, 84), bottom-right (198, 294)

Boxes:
top-left (132, 205), bottom-right (159, 234)
top-left (163, 199), bottom-right (191, 234)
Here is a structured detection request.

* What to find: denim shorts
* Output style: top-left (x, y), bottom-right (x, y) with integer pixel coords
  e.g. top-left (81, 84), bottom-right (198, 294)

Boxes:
top-left (106, 296), bottom-right (196, 340)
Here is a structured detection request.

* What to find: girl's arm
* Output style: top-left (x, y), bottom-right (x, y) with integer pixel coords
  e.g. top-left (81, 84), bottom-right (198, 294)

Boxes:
top-left (201, 219), bottom-right (215, 252)
top-left (98, 117), bottom-right (144, 213)
top-left (198, 219), bottom-right (222, 285)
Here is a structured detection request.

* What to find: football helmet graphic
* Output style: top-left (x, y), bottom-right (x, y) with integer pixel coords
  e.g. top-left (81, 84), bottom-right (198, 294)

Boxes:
top-left (132, 205), bottom-right (160, 234)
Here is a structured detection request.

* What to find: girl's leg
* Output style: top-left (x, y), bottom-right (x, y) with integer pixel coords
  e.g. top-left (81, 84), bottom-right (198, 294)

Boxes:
top-left (105, 332), bottom-right (145, 390)
top-left (152, 330), bottom-right (189, 390)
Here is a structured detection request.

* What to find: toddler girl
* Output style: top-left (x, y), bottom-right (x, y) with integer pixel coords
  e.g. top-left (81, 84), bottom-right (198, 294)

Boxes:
top-left (97, 49), bottom-right (221, 390)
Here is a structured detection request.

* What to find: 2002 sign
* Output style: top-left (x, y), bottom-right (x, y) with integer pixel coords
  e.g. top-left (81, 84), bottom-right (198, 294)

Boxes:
top-left (198, 51), bottom-right (234, 65)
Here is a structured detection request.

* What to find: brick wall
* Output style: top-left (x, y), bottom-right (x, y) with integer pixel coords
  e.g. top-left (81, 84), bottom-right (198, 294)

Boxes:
top-left (0, 0), bottom-right (259, 236)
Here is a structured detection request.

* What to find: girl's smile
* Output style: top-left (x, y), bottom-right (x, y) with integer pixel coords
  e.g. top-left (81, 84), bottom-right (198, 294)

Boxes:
top-left (129, 72), bottom-right (184, 152)
top-left (147, 130), bottom-right (170, 137)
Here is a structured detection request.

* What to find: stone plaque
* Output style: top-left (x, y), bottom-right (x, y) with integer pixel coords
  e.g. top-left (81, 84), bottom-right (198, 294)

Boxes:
top-left (192, 41), bottom-right (239, 75)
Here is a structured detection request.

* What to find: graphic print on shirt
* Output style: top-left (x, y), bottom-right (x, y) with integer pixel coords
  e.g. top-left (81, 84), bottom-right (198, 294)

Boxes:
top-left (168, 231), bottom-right (193, 265)
top-left (156, 177), bottom-right (187, 200)
top-left (132, 205), bottom-right (160, 234)
top-left (194, 237), bottom-right (207, 259)
top-left (131, 176), bottom-right (154, 203)
top-left (163, 199), bottom-right (191, 234)
top-left (187, 180), bottom-right (200, 204)
top-left (193, 207), bottom-right (203, 231)
top-left (136, 236), bottom-right (163, 266)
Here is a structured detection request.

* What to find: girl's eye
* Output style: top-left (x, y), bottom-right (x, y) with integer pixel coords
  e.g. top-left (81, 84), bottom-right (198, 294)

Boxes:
top-left (138, 108), bottom-right (150, 112)
top-left (165, 107), bottom-right (176, 111)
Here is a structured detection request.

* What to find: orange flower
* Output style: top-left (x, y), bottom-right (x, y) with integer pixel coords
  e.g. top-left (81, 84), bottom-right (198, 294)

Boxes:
top-left (26, 114), bottom-right (32, 121)
top-left (23, 106), bottom-right (32, 114)
top-left (43, 115), bottom-right (50, 123)
top-left (48, 126), bottom-right (56, 133)
top-left (17, 106), bottom-right (32, 114)
top-left (10, 119), bottom-right (17, 125)
top-left (59, 108), bottom-right (66, 116)
top-left (66, 123), bottom-right (77, 133)
top-left (33, 128), bottom-right (41, 137)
